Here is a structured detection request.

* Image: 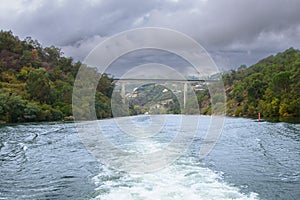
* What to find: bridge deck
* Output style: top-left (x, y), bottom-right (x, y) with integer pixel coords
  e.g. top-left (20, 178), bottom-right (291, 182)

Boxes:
top-left (113, 78), bottom-right (219, 83)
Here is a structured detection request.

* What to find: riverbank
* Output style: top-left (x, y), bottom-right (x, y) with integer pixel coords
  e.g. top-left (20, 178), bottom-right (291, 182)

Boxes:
top-left (1, 113), bottom-right (300, 125)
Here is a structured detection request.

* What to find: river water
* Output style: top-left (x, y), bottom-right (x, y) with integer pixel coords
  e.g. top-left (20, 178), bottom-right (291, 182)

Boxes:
top-left (0, 115), bottom-right (299, 200)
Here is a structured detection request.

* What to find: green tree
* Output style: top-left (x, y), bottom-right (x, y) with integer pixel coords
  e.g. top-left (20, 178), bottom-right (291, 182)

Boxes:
top-left (0, 30), bottom-right (23, 53)
top-left (5, 94), bottom-right (27, 123)
top-left (24, 102), bottom-right (40, 122)
top-left (26, 68), bottom-right (51, 103)
top-left (272, 71), bottom-right (291, 94)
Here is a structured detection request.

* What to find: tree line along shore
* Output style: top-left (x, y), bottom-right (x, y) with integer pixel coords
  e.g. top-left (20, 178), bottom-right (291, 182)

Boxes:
top-left (0, 31), bottom-right (299, 123)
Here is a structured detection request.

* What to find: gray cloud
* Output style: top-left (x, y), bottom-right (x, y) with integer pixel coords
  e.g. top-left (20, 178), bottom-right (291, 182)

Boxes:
top-left (1, 0), bottom-right (300, 69)
top-left (61, 34), bottom-right (106, 60)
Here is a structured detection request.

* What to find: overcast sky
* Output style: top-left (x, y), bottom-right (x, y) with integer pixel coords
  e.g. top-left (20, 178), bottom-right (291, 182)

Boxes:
top-left (1, 0), bottom-right (300, 70)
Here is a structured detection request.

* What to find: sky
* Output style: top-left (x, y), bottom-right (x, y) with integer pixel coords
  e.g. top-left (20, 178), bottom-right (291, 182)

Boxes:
top-left (1, 0), bottom-right (300, 71)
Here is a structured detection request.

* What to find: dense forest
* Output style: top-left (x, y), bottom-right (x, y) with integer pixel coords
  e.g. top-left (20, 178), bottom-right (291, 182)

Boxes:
top-left (0, 31), bottom-right (299, 123)
top-left (223, 47), bottom-right (300, 120)
top-left (0, 30), bottom-right (113, 123)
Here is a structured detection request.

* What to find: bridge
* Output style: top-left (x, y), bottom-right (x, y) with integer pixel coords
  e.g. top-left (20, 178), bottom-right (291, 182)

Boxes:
top-left (113, 78), bottom-right (219, 108)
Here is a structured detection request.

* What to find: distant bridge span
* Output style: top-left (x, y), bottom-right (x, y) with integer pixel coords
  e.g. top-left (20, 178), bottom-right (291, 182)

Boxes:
top-left (113, 78), bottom-right (219, 83)
top-left (112, 78), bottom-right (220, 108)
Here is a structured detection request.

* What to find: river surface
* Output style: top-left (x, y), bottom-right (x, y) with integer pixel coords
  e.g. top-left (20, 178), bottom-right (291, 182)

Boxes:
top-left (0, 115), bottom-right (299, 200)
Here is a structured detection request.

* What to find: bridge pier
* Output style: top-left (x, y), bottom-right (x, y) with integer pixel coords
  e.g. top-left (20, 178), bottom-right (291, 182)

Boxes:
top-left (121, 82), bottom-right (126, 103)
top-left (183, 82), bottom-right (187, 109)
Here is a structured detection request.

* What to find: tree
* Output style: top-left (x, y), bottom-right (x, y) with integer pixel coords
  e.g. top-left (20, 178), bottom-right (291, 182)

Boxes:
top-left (272, 71), bottom-right (291, 94)
top-left (42, 46), bottom-right (62, 67)
top-left (0, 30), bottom-right (23, 53)
top-left (26, 68), bottom-right (51, 104)
top-left (232, 82), bottom-right (244, 102)
top-left (5, 94), bottom-right (27, 123)
top-left (24, 103), bottom-right (40, 122)
top-left (97, 73), bottom-right (114, 97)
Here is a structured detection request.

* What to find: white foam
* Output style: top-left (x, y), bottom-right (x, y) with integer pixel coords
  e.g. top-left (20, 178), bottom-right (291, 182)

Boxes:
top-left (92, 159), bottom-right (259, 200)
top-left (91, 115), bottom-right (259, 199)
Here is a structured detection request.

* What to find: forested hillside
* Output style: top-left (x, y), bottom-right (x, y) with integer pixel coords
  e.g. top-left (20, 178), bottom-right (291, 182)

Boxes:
top-left (223, 48), bottom-right (300, 119)
top-left (141, 47), bottom-right (300, 120)
top-left (0, 31), bottom-right (113, 123)
top-left (0, 31), bottom-right (299, 123)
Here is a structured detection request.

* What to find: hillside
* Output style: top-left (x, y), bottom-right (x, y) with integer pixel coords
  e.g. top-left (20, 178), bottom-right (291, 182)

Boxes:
top-left (0, 31), bottom-right (299, 123)
top-left (127, 83), bottom-right (181, 115)
top-left (125, 49), bottom-right (300, 120)
top-left (0, 30), bottom-right (113, 123)
top-left (223, 48), bottom-right (300, 119)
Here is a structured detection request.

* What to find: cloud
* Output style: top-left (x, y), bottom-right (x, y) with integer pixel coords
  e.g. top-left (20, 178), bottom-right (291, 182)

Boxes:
top-left (0, 0), bottom-right (299, 69)
top-left (61, 35), bottom-right (106, 60)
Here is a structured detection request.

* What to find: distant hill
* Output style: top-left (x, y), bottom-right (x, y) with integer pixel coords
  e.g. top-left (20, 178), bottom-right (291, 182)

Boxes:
top-left (127, 83), bottom-right (181, 115)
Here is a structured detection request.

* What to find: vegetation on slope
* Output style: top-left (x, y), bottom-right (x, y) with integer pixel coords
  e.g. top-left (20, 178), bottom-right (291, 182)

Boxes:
top-left (223, 48), bottom-right (300, 119)
top-left (0, 30), bottom-right (299, 123)
top-left (0, 30), bottom-right (113, 123)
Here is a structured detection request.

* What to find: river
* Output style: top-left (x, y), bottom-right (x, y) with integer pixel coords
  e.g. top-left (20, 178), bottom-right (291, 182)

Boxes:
top-left (0, 115), bottom-right (299, 200)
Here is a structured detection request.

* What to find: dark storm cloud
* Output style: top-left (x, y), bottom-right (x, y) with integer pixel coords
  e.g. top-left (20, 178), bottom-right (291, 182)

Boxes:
top-left (140, 0), bottom-right (300, 67)
top-left (1, 0), bottom-right (300, 69)
top-left (0, 0), bottom-right (160, 45)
